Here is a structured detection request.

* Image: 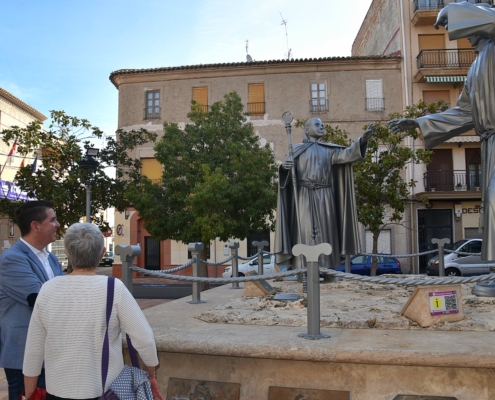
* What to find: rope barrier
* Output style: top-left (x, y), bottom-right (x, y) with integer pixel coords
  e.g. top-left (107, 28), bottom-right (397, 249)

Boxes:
top-left (154, 258), bottom-right (196, 273)
top-left (185, 247), bottom-right (474, 266)
top-left (130, 265), bottom-right (495, 286)
top-left (130, 265), bottom-right (306, 283)
top-left (202, 253), bottom-right (236, 265)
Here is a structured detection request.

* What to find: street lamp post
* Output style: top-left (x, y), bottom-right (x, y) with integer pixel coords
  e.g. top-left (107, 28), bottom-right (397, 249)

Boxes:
top-left (78, 148), bottom-right (99, 223)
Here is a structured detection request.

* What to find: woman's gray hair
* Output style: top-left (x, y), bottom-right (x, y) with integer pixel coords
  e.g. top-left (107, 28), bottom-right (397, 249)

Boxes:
top-left (64, 223), bottom-right (104, 270)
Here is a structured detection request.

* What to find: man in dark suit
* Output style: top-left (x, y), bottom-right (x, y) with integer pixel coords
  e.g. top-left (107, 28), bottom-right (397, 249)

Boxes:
top-left (0, 201), bottom-right (63, 400)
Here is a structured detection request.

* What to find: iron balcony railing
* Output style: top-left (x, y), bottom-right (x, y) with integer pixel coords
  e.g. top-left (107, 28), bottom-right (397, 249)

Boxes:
top-left (365, 98), bottom-right (385, 111)
top-left (310, 99), bottom-right (329, 113)
top-left (417, 49), bottom-right (476, 69)
top-left (192, 104), bottom-right (208, 112)
top-left (424, 170), bottom-right (482, 192)
top-left (144, 106), bottom-right (161, 120)
top-left (413, 0), bottom-right (492, 12)
top-left (247, 102), bottom-right (265, 116)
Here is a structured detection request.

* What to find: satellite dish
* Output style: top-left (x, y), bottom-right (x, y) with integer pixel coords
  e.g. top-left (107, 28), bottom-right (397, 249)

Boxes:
top-left (246, 54), bottom-right (253, 62)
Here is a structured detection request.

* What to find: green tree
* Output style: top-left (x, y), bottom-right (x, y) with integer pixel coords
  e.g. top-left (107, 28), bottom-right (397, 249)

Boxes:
top-left (0, 110), bottom-right (157, 232)
top-left (126, 92), bottom-right (278, 285)
top-left (318, 100), bottom-right (447, 275)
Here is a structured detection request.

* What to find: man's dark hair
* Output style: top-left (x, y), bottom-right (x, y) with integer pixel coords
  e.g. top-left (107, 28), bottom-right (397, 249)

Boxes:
top-left (15, 201), bottom-right (54, 236)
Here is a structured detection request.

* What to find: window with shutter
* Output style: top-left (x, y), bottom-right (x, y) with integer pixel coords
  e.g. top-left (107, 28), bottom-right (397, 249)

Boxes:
top-left (365, 79), bottom-right (384, 111)
top-left (192, 87), bottom-right (208, 112)
top-left (422, 90), bottom-right (450, 106)
top-left (248, 83), bottom-right (265, 115)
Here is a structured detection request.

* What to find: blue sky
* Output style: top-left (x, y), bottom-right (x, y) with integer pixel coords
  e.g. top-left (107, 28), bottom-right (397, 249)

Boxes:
top-left (0, 0), bottom-right (372, 144)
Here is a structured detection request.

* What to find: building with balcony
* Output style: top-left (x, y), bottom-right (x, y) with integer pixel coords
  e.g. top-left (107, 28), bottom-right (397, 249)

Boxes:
top-left (353, 0), bottom-right (492, 271)
top-left (109, 56), bottom-right (405, 273)
top-left (0, 87), bottom-right (46, 250)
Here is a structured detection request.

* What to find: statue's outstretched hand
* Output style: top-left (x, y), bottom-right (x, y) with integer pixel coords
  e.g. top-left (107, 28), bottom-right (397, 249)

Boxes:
top-left (388, 118), bottom-right (419, 134)
top-left (434, 6), bottom-right (448, 30)
top-left (362, 123), bottom-right (375, 142)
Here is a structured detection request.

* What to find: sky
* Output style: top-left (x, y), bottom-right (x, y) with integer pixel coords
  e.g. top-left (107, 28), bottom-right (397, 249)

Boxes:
top-left (0, 0), bottom-right (373, 144)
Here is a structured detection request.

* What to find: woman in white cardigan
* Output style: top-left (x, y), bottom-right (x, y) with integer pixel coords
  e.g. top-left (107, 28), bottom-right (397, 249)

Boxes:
top-left (22, 223), bottom-right (163, 400)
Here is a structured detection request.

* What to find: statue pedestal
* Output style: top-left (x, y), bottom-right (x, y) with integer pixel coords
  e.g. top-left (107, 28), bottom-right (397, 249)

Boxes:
top-left (143, 282), bottom-right (495, 399)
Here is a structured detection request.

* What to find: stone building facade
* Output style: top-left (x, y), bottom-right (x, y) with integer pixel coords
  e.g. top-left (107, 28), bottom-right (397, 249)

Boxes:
top-left (110, 56), bottom-right (406, 274)
top-left (0, 87), bottom-right (46, 251)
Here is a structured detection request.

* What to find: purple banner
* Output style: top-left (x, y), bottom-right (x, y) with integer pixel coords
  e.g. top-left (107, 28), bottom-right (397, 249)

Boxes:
top-left (0, 180), bottom-right (34, 201)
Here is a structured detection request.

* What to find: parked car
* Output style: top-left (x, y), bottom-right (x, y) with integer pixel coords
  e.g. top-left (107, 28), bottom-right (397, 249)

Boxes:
top-left (99, 251), bottom-right (114, 267)
top-left (427, 239), bottom-right (485, 276)
top-left (333, 255), bottom-right (402, 276)
top-left (222, 254), bottom-right (276, 278)
top-left (427, 255), bottom-right (495, 277)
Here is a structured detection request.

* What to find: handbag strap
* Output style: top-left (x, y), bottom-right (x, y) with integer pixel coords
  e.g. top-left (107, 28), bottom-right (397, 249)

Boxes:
top-left (101, 277), bottom-right (142, 395)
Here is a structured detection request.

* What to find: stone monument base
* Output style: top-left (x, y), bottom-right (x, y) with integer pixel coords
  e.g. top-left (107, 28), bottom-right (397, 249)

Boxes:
top-left (143, 281), bottom-right (495, 400)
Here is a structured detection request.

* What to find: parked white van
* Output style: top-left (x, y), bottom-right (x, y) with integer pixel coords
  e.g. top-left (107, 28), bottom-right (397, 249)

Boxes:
top-left (222, 254), bottom-right (276, 278)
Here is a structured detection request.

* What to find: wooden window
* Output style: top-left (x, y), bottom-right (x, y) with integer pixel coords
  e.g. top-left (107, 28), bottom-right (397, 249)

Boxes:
top-left (365, 79), bottom-right (384, 111)
top-left (141, 158), bottom-right (162, 181)
top-left (419, 34), bottom-right (445, 50)
top-left (192, 87), bottom-right (208, 111)
top-left (466, 148), bottom-right (482, 190)
top-left (144, 90), bottom-right (160, 119)
top-left (248, 83), bottom-right (265, 115)
top-left (422, 90), bottom-right (450, 104)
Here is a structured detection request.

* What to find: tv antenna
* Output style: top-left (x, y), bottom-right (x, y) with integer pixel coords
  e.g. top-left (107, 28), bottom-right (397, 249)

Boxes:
top-left (246, 39), bottom-right (252, 62)
top-left (280, 12), bottom-right (292, 59)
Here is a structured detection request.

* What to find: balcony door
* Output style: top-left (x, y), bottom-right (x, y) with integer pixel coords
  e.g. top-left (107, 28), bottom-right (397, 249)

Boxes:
top-left (419, 34), bottom-right (446, 67)
top-left (427, 149), bottom-right (453, 191)
top-left (466, 148), bottom-right (482, 190)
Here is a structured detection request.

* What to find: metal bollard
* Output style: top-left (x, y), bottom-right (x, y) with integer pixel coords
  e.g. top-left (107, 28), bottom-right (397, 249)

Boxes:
top-left (292, 243), bottom-right (332, 340)
top-left (115, 245), bottom-right (141, 296)
top-left (228, 241), bottom-right (241, 289)
top-left (188, 242), bottom-right (205, 304)
top-left (432, 238), bottom-right (450, 277)
top-left (253, 240), bottom-right (269, 275)
top-left (345, 254), bottom-right (351, 274)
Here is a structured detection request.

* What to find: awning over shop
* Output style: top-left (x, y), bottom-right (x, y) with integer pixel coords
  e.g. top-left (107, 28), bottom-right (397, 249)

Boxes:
top-left (426, 76), bottom-right (467, 83)
top-left (446, 135), bottom-right (480, 143)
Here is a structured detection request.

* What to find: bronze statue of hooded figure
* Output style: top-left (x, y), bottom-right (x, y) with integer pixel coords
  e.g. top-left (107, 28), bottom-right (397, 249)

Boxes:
top-left (275, 118), bottom-right (374, 269)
